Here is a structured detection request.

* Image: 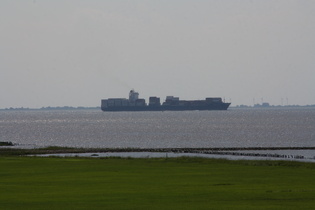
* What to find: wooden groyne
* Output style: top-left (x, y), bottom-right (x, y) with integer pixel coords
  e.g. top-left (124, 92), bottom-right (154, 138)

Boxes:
top-left (86, 147), bottom-right (314, 160)
top-left (63, 147), bottom-right (315, 160)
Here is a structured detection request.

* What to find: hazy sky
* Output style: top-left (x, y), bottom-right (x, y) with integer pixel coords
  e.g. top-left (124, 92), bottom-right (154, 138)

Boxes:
top-left (1, 0), bottom-right (315, 108)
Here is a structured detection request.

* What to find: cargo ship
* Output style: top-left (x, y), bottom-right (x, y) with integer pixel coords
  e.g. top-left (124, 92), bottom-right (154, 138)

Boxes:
top-left (101, 90), bottom-right (230, 112)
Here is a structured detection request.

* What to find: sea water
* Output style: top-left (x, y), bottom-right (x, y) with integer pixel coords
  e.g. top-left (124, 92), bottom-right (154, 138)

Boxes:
top-left (1, 107), bottom-right (314, 149)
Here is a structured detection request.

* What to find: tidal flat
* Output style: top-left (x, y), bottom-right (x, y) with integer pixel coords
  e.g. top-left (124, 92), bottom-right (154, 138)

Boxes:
top-left (1, 148), bottom-right (315, 209)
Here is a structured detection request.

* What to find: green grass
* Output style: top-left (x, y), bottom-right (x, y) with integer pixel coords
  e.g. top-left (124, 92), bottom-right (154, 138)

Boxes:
top-left (1, 156), bottom-right (315, 209)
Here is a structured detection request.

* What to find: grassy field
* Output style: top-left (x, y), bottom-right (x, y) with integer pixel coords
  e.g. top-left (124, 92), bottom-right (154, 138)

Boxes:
top-left (1, 155), bottom-right (315, 210)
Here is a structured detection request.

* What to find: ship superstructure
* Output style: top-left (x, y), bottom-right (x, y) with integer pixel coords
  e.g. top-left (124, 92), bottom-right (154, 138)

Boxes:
top-left (101, 90), bottom-right (230, 111)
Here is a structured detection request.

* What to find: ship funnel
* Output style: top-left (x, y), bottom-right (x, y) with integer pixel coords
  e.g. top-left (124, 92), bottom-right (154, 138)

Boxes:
top-left (129, 89), bottom-right (139, 103)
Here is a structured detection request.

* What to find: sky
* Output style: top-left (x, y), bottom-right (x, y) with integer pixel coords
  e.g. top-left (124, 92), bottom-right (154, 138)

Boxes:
top-left (1, 0), bottom-right (315, 108)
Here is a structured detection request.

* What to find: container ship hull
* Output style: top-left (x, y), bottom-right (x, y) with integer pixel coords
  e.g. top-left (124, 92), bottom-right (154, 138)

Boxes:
top-left (101, 104), bottom-right (230, 112)
top-left (101, 90), bottom-right (231, 112)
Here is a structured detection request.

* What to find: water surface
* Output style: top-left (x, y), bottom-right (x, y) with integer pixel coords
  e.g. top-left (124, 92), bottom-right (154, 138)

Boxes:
top-left (1, 107), bottom-right (314, 148)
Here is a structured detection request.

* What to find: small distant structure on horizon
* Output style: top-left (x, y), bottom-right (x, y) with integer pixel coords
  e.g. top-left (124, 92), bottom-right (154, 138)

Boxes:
top-left (254, 102), bottom-right (270, 108)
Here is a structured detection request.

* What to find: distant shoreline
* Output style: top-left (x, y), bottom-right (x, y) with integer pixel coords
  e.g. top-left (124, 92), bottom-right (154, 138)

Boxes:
top-left (1, 105), bottom-right (315, 111)
top-left (0, 106), bottom-right (100, 111)
top-left (232, 104), bottom-right (315, 108)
